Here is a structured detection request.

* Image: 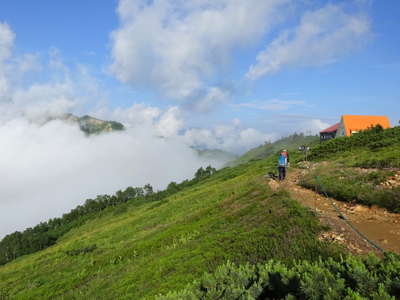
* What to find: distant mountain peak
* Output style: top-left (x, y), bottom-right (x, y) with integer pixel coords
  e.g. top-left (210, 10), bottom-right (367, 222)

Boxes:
top-left (61, 113), bottom-right (125, 135)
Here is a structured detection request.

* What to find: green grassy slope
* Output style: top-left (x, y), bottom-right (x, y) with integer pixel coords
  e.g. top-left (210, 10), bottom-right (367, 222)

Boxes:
top-left (229, 133), bottom-right (318, 166)
top-left (0, 158), bottom-right (339, 299)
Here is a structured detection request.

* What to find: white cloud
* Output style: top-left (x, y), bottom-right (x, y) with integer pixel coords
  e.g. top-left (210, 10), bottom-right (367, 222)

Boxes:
top-left (238, 99), bottom-right (306, 111)
top-left (246, 3), bottom-right (370, 79)
top-left (0, 22), bottom-right (14, 63)
top-left (95, 103), bottom-right (161, 128)
top-left (110, 0), bottom-right (289, 107)
top-left (183, 119), bottom-right (276, 154)
top-left (155, 106), bottom-right (184, 137)
top-left (262, 114), bottom-right (332, 136)
top-left (15, 53), bottom-right (42, 74)
top-left (96, 103), bottom-right (273, 154)
top-left (298, 118), bottom-right (330, 134)
top-left (186, 86), bottom-right (230, 112)
top-left (0, 22), bottom-right (15, 99)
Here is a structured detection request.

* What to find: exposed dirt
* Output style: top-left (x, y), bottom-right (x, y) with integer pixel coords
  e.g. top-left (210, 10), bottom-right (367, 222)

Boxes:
top-left (266, 168), bottom-right (400, 255)
top-left (380, 171), bottom-right (400, 188)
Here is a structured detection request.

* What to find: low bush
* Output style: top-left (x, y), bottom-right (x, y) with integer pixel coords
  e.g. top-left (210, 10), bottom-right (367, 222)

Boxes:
top-left (299, 168), bottom-right (400, 213)
top-left (65, 244), bottom-right (97, 256)
top-left (0, 287), bottom-right (10, 300)
top-left (157, 253), bottom-right (400, 299)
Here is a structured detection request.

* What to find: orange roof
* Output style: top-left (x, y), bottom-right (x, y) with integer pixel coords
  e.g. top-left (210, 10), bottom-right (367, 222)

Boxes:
top-left (341, 115), bottom-right (391, 136)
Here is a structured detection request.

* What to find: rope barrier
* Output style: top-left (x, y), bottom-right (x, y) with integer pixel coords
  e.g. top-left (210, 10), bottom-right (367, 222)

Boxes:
top-left (314, 175), bottom-right (385, 254)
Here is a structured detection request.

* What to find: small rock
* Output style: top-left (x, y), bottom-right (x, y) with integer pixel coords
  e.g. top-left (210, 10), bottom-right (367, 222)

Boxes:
top-left (353, 205), bottom-right (368, 212)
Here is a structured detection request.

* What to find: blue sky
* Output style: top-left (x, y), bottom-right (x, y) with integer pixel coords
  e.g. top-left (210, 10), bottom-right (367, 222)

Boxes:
top-left (1, 0), bottom-right (399, 148)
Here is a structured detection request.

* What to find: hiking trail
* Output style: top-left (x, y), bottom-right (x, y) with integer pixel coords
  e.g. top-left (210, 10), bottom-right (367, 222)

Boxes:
top-left (267, 168), bottom-right (400, 255)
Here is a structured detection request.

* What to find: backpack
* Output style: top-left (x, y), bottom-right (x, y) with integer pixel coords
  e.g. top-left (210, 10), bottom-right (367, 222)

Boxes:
top-left (278, 154), bottom-right (287, 167)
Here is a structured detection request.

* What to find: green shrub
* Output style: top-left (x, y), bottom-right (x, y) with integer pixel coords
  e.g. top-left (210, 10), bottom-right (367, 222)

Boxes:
top-left (299, 168), bottom-right (400, 213)
top-left (65, 244), bottom-right (97, 256)
top-left (0, 287), bottom-right (10, 300)
top-left (157, 253), bottom-right (400, 299)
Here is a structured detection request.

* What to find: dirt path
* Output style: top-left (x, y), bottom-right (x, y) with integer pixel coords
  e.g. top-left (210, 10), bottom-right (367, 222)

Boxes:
top-left (267, 168), bottom-right (400, 255)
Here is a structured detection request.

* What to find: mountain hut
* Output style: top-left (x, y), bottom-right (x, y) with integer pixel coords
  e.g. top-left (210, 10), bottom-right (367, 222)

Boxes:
top-left (319, 123), bottom-right (340, 141)
top-left (336, 115), bottom-right (391, 137)
top-left (320, 115), bottom-right (391, 141)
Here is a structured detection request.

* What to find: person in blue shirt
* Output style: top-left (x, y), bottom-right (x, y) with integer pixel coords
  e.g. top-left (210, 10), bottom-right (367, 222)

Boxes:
top-left (278, 149), bottom-right (289, 181)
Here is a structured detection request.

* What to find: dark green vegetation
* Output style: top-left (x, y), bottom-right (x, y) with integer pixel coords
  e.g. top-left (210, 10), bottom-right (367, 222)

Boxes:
top-left (309, 126), bottom-right (400, 168)
top-left (229, 133), bottom-right (319, 166)
top-left (78, 115), bottom-right (125, 134)
top-left (0, 157), bottom-right (341, 299)
top-left (159, 253), bottom-right (400, 299)
top-left (59, 113), bottom-right (125, 135)
top-left (0, 166), bottom-right (217, 266)
top-left (300, 166), bottom-right (400, 213)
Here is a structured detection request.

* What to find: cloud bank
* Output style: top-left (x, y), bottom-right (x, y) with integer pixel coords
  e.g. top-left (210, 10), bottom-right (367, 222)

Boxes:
top-left (0, 115), bottom-right (228, 238)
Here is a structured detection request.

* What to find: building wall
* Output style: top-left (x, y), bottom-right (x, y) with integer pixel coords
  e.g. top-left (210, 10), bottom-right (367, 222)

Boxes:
top-left (336, 118), bottom-right (346, 137)
top-left (320, 132), bottom-right (336, 141)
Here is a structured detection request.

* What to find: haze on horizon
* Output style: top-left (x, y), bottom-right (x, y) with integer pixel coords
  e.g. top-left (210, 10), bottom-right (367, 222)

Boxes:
top-left (0, 0), bottom-right (399, 237)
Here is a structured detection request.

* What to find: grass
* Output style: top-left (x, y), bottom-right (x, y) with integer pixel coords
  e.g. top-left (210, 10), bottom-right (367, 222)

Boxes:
top-left (299, 164), bottom-right (400, 212)
top-left (0, 158), bottom-right (341, 300)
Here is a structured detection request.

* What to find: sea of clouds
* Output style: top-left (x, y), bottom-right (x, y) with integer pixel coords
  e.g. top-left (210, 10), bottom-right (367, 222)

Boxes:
top-left (0, 114), bottom-right (227, 238)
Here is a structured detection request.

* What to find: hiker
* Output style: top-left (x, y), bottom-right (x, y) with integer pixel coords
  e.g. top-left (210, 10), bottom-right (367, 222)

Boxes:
top-left (278, 149), bottom-right (289, 181)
